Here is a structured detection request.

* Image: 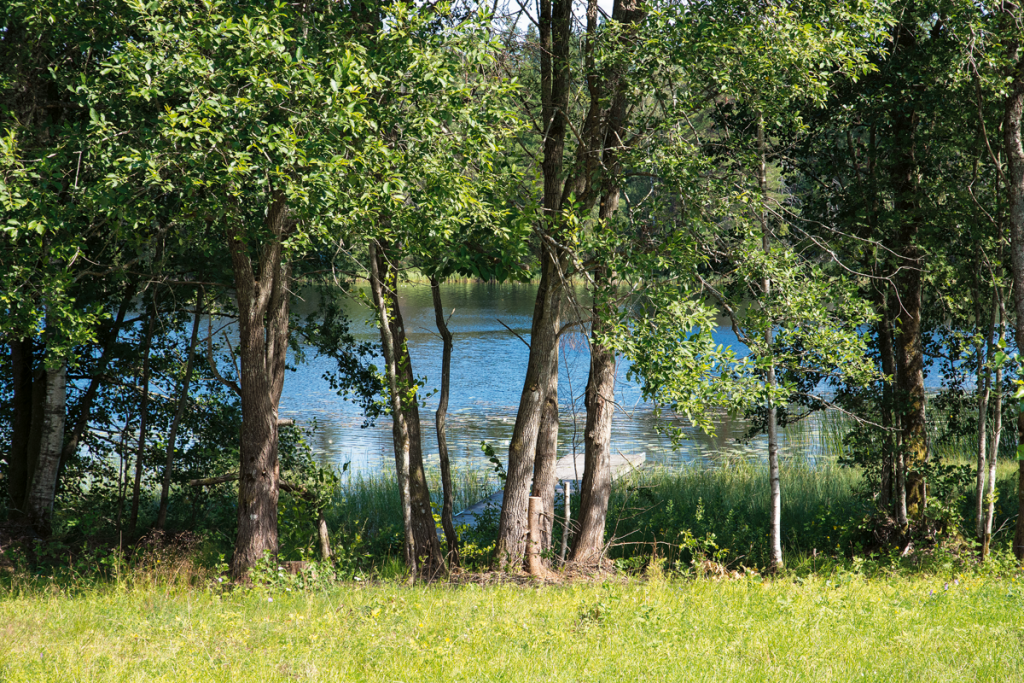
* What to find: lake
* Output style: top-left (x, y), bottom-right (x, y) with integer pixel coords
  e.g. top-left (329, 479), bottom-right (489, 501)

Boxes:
top-left (279, 281), bottom-right (841, 483)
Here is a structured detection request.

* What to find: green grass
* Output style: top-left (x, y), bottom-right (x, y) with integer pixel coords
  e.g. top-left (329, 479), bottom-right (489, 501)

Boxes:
top-left (2, 572), bottom-right (1024, 681)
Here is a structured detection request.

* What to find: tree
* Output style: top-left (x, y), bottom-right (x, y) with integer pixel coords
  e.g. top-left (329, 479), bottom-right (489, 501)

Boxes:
top-left (88, 0), bottom-right (378, 576)
top-left (1, 0), bottom-right (144, 533)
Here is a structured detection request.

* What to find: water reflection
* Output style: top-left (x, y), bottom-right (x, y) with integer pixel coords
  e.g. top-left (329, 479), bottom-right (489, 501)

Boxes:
top-left (279, 281), bottom-right (843, 484)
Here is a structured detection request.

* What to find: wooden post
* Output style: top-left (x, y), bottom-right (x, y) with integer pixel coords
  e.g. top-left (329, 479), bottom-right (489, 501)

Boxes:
top-left (560, 481), bottom-right (570, 564)
top-left (528, 496), bottom-right (543, 577)
top-left (317, 510), bottom-right (332, 561)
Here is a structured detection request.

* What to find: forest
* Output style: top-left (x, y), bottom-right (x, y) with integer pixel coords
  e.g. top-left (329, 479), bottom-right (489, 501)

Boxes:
top-left (4, 0), bottom-right (1024, 672)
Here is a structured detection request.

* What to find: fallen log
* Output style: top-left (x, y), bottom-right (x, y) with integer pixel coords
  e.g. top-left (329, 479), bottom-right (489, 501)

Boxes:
top-left (188, 472), bottom-right (305, 495)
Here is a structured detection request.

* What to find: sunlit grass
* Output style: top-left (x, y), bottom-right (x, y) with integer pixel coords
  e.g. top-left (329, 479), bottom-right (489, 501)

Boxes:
top-left (2, 572), bottom-right (1023, 682)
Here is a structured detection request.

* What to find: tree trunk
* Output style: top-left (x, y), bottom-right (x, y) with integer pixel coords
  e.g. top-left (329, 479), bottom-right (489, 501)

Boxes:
top-left (228, 196), bottom-right (290, 579)
top-left (884, 19), bottom-right (929, 522)
top-left (527, 496), bottom-right (544, 576)
top-left (983, 291), bottom-right (1004, 559)
top-left (157, 289), bottom-right (204, 530)
top-left (568, 284), bottom-right (616, 566)
top-left (496, 253), bottom-right (563, 568)
top-left (1003, 35), bottom-right (1024, 560)
top-left (494, 0), bottom-right (572, 571)
top-left (892, 282), bottom-right (909, 528)
top-left (24, 360), bottom-right (66, 535)
top-left (877, 292), bottom-right (896, 511)
top-left (6, 339), bottom-right (34, 520)
top-left (369, 241), bottom-right (416, 574)
top-left (129, 302), bottom-right (157, 534)
top-left (755, 112), bottom-right (784, 571)
top-left (116, 408), bottom-right (133, 534)
top-left (60, 283), bottom-right (136, 469)
top-left (893, 167), bottom-right (928, 522)
top-left (560, 480), bottom-right (571, 563)
top-left (975, 285), bottom-right (994, 539)
top-left (388, 263), bottom-right (442, 577)
top-left (894, 280), bottom-right (928, 519)
top-left (498, 0), bottom-right (640, 570)
top-left (370, 241), bottom-right (442, 577)
top-left (531, 351), bottom-right (560, 555)
top-left (430, 276), bottom-right (459, 568)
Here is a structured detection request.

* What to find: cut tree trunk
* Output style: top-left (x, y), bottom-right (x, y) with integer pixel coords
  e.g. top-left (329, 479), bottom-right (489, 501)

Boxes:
top-left (317, 510), bottom-right (332, 561)
top-left (527, 496), bottom-right (544, 577)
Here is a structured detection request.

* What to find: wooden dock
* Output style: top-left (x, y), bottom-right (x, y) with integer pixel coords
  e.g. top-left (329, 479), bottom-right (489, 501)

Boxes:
top-left (451, 451), bottom-right (645, 527)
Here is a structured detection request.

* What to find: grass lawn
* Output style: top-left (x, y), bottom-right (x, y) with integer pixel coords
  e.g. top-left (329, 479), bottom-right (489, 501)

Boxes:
top-left (2, 572), bottom-right (1023, 682)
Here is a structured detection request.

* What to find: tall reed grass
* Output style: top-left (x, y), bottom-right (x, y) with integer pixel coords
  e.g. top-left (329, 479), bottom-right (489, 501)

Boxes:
top-left (320, 409), bottom-right (1021, 572)
top-left (603, 460), bottom-right (868, 570)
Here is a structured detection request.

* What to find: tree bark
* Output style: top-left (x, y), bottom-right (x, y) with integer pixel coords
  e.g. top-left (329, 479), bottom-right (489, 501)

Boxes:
top-left (975, 283), bottom-right (994, 539)
top-left (527, 496), bottom-right (544, 576)
top-left (228, 196), bottom-right (291, 579)
top-left (568, 282), bottom-right (616, 566)
top-left (370, 241), bottom-right (442, 577)
top-left (531, 353), bottom-right (560, 556)
top-left (1002, 34), bottom-right (1024, 560)
top-left (877, 292), bottom-right (896, 511)
top-left (893, 149), bottom-right (928, 520)
top-left (23, 360), bottom-right (66, 535)
top-left (430, 276), bottom-right (459, 568)
top-left (894, 254), bottom-right (928, 521)
top-left (495, 254), bottom-right (563, 568)
top-left (494, 0), bottom-right (572, 571)
top-left (157, 289), bottom-right (204, 530)
top-left (369, 241), bottom-right (416, 574)
top-left (129, 301), bottom-right (157, 534)
top-left (754, 112), bottom-right (784, 571)
top-left (983, 291), bottom-right (1005, 559)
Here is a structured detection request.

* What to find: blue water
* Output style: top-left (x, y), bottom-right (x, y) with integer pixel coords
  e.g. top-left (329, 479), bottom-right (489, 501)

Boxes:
top-left (278, 281), bottom-right (839, 480)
